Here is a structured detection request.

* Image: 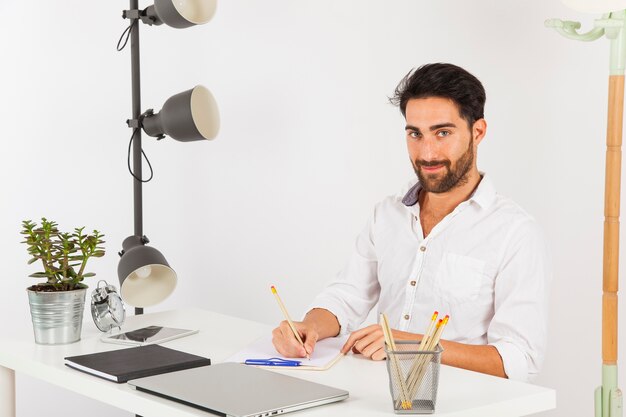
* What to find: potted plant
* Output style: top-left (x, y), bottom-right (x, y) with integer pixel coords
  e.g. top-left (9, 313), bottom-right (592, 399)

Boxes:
top-left (21, 218), bottom-right (105, 344)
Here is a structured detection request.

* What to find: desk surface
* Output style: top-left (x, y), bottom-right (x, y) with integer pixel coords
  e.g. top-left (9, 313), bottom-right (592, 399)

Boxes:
top-left (0, 309), bottom-right (555, 417)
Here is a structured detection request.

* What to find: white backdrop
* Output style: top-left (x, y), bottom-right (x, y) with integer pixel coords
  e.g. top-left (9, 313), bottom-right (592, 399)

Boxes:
top-left (0, 1), bottom-right (617, 416)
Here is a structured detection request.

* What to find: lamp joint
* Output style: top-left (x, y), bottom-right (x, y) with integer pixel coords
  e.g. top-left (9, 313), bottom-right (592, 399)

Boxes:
top-left (126, 118), bottom-right (141, 129)
top-left (118, 250), bottom-right (125, 257)
top-left (122, 9), bottom-right (141, 20)
top-left (141, 109), bottom-right (155, 119)
top-left (141, 235), bottom-right (150, 244)
top-left (127, 109), bottom-right (156, 130)
top-left (122, 7), bottom-right (158, 26)
top-left (139, 8), bottom-right (159, 26)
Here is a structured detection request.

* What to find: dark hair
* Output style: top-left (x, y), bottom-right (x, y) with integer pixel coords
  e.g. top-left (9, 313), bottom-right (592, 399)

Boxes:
top-left (390, 63), bottom-right (486, 127)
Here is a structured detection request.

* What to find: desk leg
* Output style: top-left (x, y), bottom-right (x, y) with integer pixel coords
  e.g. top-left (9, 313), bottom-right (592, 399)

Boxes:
top-left (0, 365), bottom-right (15, 417)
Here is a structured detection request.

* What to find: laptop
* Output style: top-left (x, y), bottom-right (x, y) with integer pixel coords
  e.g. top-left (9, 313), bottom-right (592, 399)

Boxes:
top-left (128, 362), bottom-right (349, 417)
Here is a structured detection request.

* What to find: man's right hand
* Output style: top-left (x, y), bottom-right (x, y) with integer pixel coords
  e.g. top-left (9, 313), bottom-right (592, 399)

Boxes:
top-left (271, 320), bottom-right (319, 358)
top-left (271, 308), bottom-right (341, 358)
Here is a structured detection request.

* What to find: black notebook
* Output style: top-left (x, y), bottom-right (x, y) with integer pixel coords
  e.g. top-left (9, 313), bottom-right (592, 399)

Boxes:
top-left (64, 344), bottom-right (211, 383)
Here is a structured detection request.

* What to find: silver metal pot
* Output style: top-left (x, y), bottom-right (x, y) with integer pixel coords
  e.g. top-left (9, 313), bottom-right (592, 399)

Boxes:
top-left (26, 286), bottom-right (87, 345)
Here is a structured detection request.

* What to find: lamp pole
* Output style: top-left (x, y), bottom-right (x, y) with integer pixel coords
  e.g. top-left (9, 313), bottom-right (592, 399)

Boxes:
top-left (129, 0), bottom-right (144, 316)
top-left (546, 12), bottom-right (625, 417)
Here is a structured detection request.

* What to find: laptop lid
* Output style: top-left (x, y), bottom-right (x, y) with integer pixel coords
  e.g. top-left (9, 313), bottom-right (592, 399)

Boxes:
top-left (128, 362), bottom-right (349, 417)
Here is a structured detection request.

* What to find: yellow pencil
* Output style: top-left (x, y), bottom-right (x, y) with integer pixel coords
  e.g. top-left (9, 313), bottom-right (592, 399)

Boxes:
top-left (407, 315), bottom-right (450, 398)
top-left (419, 311), bottom-right (439, 351)
top-left (381, 313), bottom-right (412, 410)
top-left (426, 315), bottom-right (449, 351)
top-left (271, 285), bottom-right (310, 360)
top-left (404, 311), bottom-right (439, 390)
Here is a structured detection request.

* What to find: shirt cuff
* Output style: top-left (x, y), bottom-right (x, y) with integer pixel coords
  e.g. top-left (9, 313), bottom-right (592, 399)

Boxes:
top-left (491, 340), bottom-right (529, 382)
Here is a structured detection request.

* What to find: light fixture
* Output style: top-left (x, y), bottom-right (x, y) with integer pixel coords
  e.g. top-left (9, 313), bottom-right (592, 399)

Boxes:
top-left (142, 85), bottom-right (220, 141)
top-left (144, 0), bottom-right (217, 29)
top-left (118, 0), bottom-right (219, 315)
top-left (118, 236), bottom-right (177, 308)
top-left (546, 2), bottom-right (626, 416)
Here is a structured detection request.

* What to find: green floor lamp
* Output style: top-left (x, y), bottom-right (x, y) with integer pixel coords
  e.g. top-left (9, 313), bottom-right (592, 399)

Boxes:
top-left (546, 1), bottom-right (626, 416)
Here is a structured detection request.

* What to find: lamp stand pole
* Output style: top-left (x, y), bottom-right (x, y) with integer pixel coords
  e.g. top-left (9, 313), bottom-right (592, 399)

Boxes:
top-left (129, 0), bottom-right (144, 316)
top-left (123, 5), bottom-right (147, 416)
top-left (546, 12), bottom-right (626, 417)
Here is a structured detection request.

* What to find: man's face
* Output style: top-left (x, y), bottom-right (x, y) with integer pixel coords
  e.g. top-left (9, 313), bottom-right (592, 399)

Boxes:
top-left (404, 97), bottom-right (484, 194)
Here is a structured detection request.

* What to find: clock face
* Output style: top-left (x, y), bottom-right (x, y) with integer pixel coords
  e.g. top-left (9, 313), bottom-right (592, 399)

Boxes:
top-left (108, 293), bottom-right (126, 324)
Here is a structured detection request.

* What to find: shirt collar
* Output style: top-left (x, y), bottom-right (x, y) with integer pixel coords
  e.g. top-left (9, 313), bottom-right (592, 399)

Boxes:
top-left (401, 173), bottom-right (497, 209)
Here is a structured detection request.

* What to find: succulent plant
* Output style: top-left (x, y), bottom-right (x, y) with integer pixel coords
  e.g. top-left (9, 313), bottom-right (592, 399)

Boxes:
top-left (21, 218), bottom-right (105, 291)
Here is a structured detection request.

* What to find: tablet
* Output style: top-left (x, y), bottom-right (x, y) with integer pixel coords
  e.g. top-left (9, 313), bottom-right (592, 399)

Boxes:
top-left (101, 326), bottom-right (198, 346)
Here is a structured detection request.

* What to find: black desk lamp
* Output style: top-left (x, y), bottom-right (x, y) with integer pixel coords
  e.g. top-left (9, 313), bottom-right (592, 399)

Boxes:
top-left (118, 0), bottom-right (219, 315)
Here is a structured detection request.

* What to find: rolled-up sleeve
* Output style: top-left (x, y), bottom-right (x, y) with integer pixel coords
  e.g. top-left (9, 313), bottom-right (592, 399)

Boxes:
top-left (488, 219), bottom-right (552, 382)
top-left (308, 213), bottom-right (380, 334)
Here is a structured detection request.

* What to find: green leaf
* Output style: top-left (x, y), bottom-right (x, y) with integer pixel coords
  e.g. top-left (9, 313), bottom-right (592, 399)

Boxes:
top-left (29, 272), bottom-right (48, 278)
top-left (27, 257), bottom-right (39, 265)
top-left (82, 272), bottom-right (96, 278)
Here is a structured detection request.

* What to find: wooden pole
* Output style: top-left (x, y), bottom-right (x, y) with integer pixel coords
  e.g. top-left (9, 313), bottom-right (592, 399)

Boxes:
top-left (545, 12), bottom-right (626, 416)
top-left (603, 75), bottom-right (624, 366)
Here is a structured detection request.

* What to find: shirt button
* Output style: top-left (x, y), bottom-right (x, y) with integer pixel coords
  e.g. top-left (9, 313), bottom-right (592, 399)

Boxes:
top-left (404, 314), bottom-right (410, 320)
top-left (410, 281), bottom-right (416, 286)
top-left (419, 246), bottom-right (426, 252)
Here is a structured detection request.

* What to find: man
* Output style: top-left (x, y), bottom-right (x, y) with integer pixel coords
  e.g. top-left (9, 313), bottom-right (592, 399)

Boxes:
top-left (272, 63), bottom-right (551, 382)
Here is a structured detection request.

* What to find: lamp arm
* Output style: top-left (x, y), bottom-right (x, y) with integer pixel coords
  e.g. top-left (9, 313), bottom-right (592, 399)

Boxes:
top-left (141, 6), bottom-right (164, 26)
top-left (544, 18), bottom-right (605, 41)
top-left (123, 7), bottom-right (163, 26)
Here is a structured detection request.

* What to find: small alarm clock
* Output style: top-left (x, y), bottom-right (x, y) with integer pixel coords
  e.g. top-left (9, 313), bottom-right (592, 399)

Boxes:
top-left (90, 280), bottom-right (126, 332)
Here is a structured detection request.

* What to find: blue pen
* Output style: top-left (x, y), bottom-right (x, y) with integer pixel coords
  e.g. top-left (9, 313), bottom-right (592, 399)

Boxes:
top-left (244, 357), bottom-right (302, 367)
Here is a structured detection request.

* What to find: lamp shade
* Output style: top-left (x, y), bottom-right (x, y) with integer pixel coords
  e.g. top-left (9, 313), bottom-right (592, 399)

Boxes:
top-left (153, 0), bottom-right (217, 28)
top-left (117, 236), bottom-right (177, 308)
top-left (562, 0), bottom-right (626, 13)
top-left (142, 85), bottom-right (220, 142)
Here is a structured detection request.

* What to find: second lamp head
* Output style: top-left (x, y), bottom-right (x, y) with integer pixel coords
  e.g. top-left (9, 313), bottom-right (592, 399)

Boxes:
top-left (144, 0), bottom-right (217, 29)
top-left (141, 85), bottom-right (220, 142)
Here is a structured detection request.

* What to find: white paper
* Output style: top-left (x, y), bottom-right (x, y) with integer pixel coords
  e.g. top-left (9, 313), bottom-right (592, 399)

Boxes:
top-left (226, 335), bottom-right (348, 369)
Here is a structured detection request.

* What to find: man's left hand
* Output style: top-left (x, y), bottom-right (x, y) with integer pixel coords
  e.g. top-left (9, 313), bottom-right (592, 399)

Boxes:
top-left (341, 325), bottom-right (420, 361)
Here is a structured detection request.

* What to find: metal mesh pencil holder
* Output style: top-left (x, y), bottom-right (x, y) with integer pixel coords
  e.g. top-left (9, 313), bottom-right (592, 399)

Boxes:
top-left (384, 340), bottom-right (443, 414)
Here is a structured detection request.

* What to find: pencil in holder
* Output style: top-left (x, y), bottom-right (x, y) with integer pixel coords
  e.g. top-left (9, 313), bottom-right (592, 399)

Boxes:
top-left (384, 340), bottom-right (443, 414)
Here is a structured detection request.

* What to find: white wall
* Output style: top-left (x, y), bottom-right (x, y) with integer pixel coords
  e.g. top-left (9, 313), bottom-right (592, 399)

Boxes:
top-left (0, 1), bottom-right (617, 416)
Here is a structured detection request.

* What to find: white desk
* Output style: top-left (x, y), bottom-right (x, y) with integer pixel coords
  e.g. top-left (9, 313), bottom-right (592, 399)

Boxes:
top-left (0, 309), bottom-right (555, 416)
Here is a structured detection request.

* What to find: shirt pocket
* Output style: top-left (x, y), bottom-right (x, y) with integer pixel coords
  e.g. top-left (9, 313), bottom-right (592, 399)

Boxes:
top-left (434, 252), bottom-right (487, 304)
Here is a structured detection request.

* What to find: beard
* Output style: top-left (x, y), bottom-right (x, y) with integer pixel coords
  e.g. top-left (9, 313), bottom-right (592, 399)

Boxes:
top-left (412, 137), bottom-right (474, 194)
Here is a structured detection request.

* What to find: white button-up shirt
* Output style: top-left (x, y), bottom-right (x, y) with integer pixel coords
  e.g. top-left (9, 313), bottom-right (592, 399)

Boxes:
top-left (310, 175), bottom-right (551, 381)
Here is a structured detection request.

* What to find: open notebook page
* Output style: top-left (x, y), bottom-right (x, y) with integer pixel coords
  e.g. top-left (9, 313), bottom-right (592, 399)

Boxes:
top-left (226, 335), bottom-right (348, 370)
